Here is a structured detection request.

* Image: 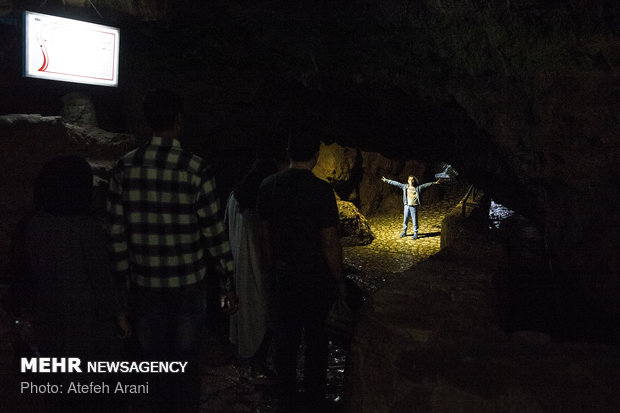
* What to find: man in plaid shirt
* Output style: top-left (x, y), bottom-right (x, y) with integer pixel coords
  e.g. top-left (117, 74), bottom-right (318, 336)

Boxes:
top-left (106, 88), bottom-right (237, 413)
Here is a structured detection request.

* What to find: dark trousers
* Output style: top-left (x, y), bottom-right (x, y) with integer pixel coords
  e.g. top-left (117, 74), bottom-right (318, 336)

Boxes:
top-left (273, 262), bottom-right (331, 405)
top-left (134, 284), bottom-right (207, 413)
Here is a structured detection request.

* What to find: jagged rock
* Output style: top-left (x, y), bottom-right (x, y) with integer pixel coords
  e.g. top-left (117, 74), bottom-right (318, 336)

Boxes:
top-left (313, 142), bottom-right (360, 190)
top-left (61, 92), bottom-right (98, 127)
top-left (0, 0), bottom-right (618, 408)
top-left (346, 203), bottom-right (620, 413)
top-left (310, 143), bottom-right (376, 245)
top-left (434, 162), bottom-right (459, 181)
top-left (63, 123), bottom-right (136, 159)
top-left (0, 114), bottom-right (61, 126)
top-left (440, 185), bottom-right (486, 250)
top-left (337, 199), bottom-right (374, 247)
top-left (359, 151), bottom-right (437, 216)
top-left (312, 141), bottom-right (440, 215)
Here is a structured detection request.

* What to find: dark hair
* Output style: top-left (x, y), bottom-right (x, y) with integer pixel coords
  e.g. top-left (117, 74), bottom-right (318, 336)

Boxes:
top-left (287, 131), bottom-right (320, 162)
top-left (143, 88), bottom-right (183, 131)
top-left (34, 156), bottom-right (93, 215)
top-left (234, 157), bottom-right (278, 209)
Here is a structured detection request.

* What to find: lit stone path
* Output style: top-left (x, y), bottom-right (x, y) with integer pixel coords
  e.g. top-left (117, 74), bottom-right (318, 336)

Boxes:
top-left (344, 181), bottom-right (471, 292)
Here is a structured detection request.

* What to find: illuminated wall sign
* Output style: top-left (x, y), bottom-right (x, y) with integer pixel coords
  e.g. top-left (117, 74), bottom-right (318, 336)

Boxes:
top-left (23, 11), bottom-right (120, 87)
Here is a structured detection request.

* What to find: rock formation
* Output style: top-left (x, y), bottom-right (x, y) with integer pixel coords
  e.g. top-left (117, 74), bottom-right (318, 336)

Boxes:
top-left (0, 1), bottom-right (618, 410)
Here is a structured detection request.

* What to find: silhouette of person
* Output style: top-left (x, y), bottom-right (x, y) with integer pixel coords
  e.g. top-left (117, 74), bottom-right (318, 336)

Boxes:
top-left (225, 151), bottom-right (278, 377)
top-left (106, 88), bottom-right (237, 413)
top-left (13, 155), bottom-right (129, 412)
top-left (25, 155), bottom-right (129, 358)
top-left (257, 132), bottom-right (346, 410)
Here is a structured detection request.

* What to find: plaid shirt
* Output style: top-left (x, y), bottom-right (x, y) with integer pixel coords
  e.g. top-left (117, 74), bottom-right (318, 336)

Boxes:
top-left (106, 136), bottom-right (233, 290)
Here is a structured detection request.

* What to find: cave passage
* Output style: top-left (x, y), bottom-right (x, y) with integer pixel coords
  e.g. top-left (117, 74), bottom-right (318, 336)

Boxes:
top-left (344, 179), bottom-right (472, 292)
top-left (207, 177), bottom-right (475, 412)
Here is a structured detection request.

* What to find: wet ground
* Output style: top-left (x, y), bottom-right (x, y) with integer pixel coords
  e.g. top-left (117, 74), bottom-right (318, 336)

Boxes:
top-left (344, 181), bottom-right (471, 293)
top-left (0, 181), bottom-right (471, 413)
top-left (190, 180), bottom-right (471, 413)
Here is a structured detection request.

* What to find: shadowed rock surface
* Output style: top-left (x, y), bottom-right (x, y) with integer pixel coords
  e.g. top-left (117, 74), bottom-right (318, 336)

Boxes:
top-left (2, 3), bottom-right (616, 315)
top-left (347, 195), bottom-right (620, 413)
top-left (0, 1), bottom-right (619, 412)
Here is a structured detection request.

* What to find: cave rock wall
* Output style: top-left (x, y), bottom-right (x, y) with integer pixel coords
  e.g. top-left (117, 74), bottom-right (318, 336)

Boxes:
top-left (0, 0), bottom-right (618, 325)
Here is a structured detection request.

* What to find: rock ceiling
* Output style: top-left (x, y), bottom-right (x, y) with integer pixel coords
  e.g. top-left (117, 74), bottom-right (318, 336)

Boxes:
top-left (1, 0), bottom-right (619, 318)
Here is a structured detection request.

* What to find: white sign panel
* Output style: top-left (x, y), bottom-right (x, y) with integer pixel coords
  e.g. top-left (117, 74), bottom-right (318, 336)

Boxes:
top-left (24, 11), bottom-right (120, 87)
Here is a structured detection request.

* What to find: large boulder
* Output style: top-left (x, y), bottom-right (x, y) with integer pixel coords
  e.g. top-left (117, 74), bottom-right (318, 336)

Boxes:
top-left (337, 199), bottom-right (374, 247)
top-left (313, 142), bottom-right (360, 190)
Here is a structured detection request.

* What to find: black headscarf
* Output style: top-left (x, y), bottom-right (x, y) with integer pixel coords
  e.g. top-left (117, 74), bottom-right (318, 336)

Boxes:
top-left (234, 156), bottom-right (278, 210)
top-left (33, 155), bottom-right (93, 216)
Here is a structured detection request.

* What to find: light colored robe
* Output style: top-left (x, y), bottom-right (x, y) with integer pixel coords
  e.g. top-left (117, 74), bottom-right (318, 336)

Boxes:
top-left (225, 193), bottom-right (268, 358)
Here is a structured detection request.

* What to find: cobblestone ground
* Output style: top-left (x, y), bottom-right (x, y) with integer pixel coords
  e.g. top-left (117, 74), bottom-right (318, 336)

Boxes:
top-left (345, 181), bottom-right (471, 293)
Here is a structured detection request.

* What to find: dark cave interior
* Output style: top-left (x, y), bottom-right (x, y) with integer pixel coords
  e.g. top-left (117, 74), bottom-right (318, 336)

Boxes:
top-left (0, 1), bottom-right (619, 412)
